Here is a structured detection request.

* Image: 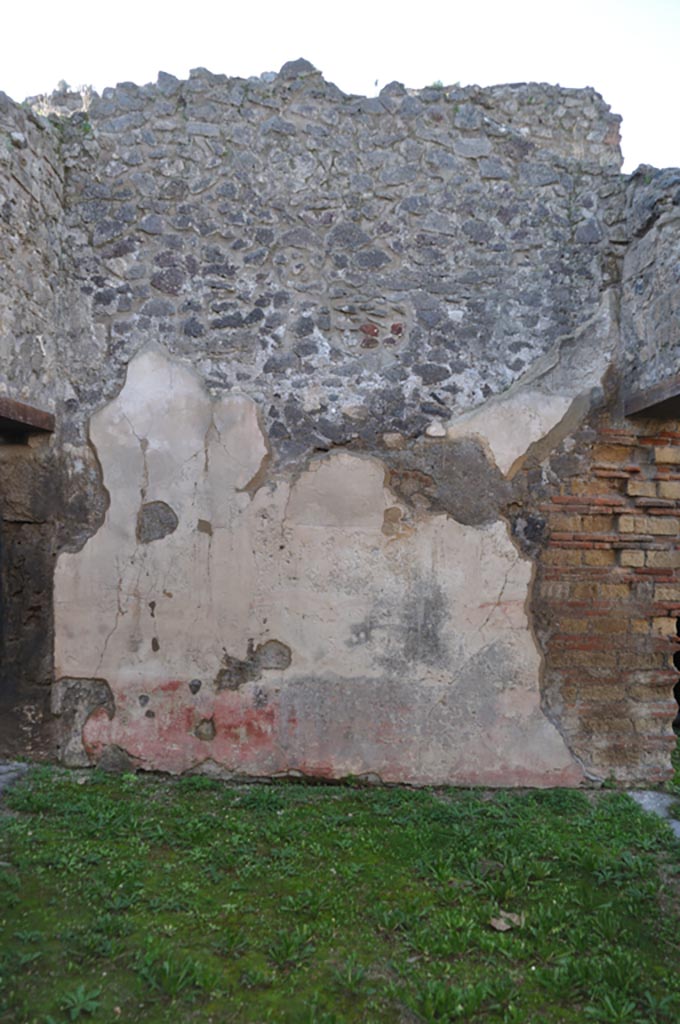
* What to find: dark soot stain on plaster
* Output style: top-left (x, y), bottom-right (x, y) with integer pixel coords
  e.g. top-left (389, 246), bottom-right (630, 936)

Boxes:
top-left (214, 639), bottom-right (292, 691)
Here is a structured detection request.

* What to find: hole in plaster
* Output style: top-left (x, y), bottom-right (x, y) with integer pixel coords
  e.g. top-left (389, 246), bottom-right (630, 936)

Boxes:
top-left (195, 717), bottom-right (216, 741)
top-left (253, 639), bottom-right (291, 671)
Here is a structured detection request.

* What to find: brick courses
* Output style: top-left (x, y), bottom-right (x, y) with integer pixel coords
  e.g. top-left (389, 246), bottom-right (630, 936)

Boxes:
top-left (537, 419), bottom-right (680, 783)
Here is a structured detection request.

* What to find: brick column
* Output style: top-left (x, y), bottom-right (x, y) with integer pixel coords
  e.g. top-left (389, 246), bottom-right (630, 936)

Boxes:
top-left (537, 421), bottom-right (679, 784)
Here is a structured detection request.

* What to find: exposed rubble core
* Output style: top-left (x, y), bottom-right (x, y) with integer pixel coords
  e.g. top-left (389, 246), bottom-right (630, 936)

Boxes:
top-left (1, 62), bottom-right (679, 784)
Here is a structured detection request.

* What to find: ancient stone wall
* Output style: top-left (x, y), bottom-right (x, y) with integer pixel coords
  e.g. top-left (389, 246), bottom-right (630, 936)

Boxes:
top-left (0, 91), bottom-right (64, 394)
top-left (0, 93), bottom-right (65, 756)
top-left (622, 166), bottom-right (680, 394)
top-left (2, 60), bottom-right (679, 784)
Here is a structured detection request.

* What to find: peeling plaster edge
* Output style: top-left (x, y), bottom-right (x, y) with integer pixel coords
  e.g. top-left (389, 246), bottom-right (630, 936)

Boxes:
top-left (443, 287), bottom-right (618, 451)
top-left (502, 513), bottom-right (589, 786)
top-left (56, 343), bottom-right (275, 560)
top-left (67, 425), bottom-right (112, 557)
top-left (236, 400), bottom-right (274, 499)
top-left (507, 391), bottom-right (594, 480)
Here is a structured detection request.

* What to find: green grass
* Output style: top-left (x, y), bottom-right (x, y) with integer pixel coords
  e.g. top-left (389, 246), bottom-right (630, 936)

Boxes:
top-left (666, 740), bottom-right (680, 799)
top-left (1, 767), bottom-right (680, 1023)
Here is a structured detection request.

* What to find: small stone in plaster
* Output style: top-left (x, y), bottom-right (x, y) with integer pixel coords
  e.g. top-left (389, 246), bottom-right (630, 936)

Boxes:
top-left (97, 745), bottom-right (134, 774)
top-left (195, 717), bottom-right (216, 741)
top-left (189, 679), bottom-right (202, 694)
top-left (136, 501), bottom-right (179, 543)
top-left (197, 519), bottom-right (213, 536)
top-left (145, 710), bottom-right (156, 719)
top-left (151, 637), bottom-right (160, 652)
top-left (383, 432), bottom-right (406, 450)
top-left (425, 421), bottom-right (447, 438)
top-left (138, 694), bottom-right (150, 706)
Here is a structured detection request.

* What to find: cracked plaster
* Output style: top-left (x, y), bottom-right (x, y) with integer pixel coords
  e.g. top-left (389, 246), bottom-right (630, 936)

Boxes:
top-left (54, 349), bottom-right (581, 785)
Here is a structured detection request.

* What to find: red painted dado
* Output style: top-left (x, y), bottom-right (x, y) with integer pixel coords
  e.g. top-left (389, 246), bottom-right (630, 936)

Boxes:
top-left (79, 674), bottom-right (585, 787)
top-left (83, 684), bottom-right (280, 775)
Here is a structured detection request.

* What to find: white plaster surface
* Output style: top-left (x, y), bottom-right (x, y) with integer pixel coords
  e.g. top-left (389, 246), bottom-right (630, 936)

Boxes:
top-left (54, 349), bottom-right (582, 786)
top-left (446, 389), bottom-right (573, 476)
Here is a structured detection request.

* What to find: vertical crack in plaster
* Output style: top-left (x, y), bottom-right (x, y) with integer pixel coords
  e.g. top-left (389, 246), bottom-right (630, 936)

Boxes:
top-left (94, 574), bottom-right (125, 677)
top-left (122, 412), bottom-right (149, 501)
top-left (204, 412), bottom-right (214, 475)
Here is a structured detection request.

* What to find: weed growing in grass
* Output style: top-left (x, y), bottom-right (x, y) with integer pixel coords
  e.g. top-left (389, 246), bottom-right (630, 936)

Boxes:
top-left (135, 937), bottom-right (222, 999)
top-left (267, 923), bottom-right (316, 969)
top-left (331, 953), bottom-right (369, 991)
top-left (1, 768), bottom-right (680, 1022)
top-left (211, 925), bottom-right (248, 957)
top-left (583, 991), bottom-right (641, 1022)
top-left (60, 983), bottom-right (102, 1020)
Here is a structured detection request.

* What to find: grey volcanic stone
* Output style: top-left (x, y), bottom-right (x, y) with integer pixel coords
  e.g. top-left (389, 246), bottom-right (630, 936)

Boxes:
top-left (137, 502), bottom-right (179, 543)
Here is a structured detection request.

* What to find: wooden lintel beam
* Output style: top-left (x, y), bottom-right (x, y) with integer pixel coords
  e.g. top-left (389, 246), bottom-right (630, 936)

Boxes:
top-left (0, 396), bottom-right (55, 435)
top-left (625, 374), bottom-right (680, 418)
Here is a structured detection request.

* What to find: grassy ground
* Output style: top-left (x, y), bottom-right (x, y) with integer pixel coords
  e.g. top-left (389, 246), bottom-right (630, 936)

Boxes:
top-left (1, 767), bottom-right (679, 1024)
top-left (665, 742), bottom-right (680, 809)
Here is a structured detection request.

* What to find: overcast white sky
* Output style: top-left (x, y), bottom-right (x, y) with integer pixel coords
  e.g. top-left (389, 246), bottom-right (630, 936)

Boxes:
top-left (3, 0), bottom-right (679, 172)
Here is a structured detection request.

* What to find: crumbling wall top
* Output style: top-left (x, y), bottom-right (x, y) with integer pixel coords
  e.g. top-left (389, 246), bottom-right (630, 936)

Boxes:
top-left (28, 60), bottom-right (623, 171)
